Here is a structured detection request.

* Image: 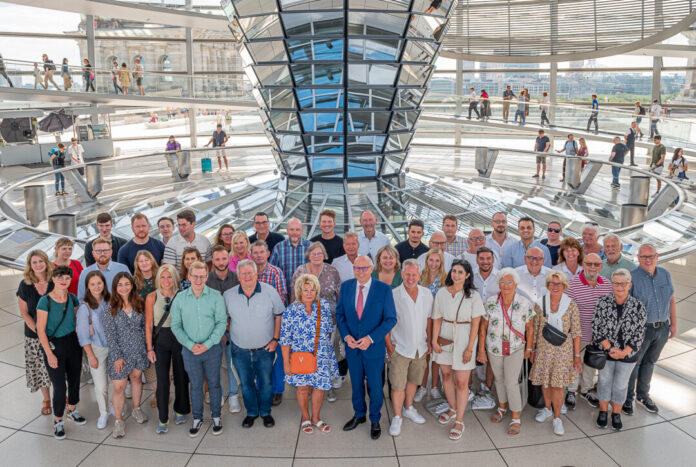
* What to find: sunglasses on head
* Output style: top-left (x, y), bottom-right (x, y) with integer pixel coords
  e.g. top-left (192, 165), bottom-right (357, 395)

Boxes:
top-left (548, 228), bottom-right (561, 233)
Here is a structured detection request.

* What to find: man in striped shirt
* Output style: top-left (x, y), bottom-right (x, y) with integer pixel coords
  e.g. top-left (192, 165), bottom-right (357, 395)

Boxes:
top-left (565, 253), bottom-right (612, 410)
top-left (251, 240), bottom-right (287, 305)
top-left (162, 209), bottom-right (212, 269)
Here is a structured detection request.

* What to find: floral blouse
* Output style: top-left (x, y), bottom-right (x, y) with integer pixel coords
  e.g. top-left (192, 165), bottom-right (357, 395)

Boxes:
top-left (421, 274), bottom-right (441, 297)
top-left (592, 294), bottom-right (647, 363)
top-left (484, 293), bottom-right (535, 356)
top-left (291, 263), bottom-right (341, 312)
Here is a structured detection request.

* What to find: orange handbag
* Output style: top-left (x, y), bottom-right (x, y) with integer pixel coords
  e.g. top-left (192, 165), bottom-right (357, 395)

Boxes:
top-left (290, 301), bottom-right (321, 375)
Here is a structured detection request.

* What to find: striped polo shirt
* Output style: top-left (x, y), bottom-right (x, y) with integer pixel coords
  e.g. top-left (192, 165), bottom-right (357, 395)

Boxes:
top-left (566, 271), bottom-right (612, 344)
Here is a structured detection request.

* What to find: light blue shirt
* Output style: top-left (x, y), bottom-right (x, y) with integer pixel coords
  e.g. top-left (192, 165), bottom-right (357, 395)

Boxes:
top-left (501, 240), bottom-right (552, 269)
top-left (564, 140), bottom-right (578, 155)
top-left (357, 230), bottom-right (390, 260)
top-left (630, 266), bottom-right (674, 324)
top-left (77, 260), bottom-right (130, 302)
top-left (76, 300), bottom-right (109, 348)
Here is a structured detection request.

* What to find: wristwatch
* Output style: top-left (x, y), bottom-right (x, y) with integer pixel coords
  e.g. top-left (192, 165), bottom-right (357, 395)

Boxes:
top-left (272, 337), bottom-right (279, 343)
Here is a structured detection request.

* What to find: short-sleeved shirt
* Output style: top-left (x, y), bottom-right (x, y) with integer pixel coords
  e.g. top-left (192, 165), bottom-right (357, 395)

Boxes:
top-left (564, 140), bottom-right (578, 155)
top-left (67, 144), bottom-right (84, 165)
top-left (630, 266), bottom-right (674, 324)
top-left (626, 128), bottom-right (636, 148)
top-left (206, 269), bottom-right (239, 295)
top-left (395, 241), bottom-right (429, 263)
top-left (600, 255), bottom-right (636, 280)
top-left (474, 269), bottom-right (499, 303)
top-left (212, 130), bottom-right (227, 147)
top-left (445, 236), bottom-right (468, 257)
top-left (483, 293), bottom-right (535, 356)
top-left (117, 237), bottom-right (166, 273)
top-left (391, 284), bottom-right (434, 358)
top-left (566, 271), bottom-right (612, 343)
top-left (37, 293), bottom-right (79, 339)
top-left (17, 280), bottom-right (55, 338)
top-left (332, 254), bottom-right (355, 283)
top-left (515, 265), bottom-right (551, 303)
top-left (357, 230), bottom-right (391, 260)
top-left (54, 260), bottom-right (83, 296)
top-left (258, 263), bottom-right (288, 305)
top-left (224, 282), bottom-right (285, 349)
top-left (611, 143), bottom-right (628, 165)
top-left (540, 238), bottom-right (560, 265)
top-left (501, 240), bottom-right (552, 269)
top-left (651, 144), bottom-right (666, 167)
top-left (310, 234), bottom-right (345, 264)
top-left (162, 233), bottom-right (212, 269)
top-left (535, 136), bottom-right (550, 152)
top-left (249, 231), bottom-right (285, 253)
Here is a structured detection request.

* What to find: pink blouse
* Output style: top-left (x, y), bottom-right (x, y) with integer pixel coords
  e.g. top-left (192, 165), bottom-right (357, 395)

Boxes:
top-left (228, 253), bottom-right (252, 272)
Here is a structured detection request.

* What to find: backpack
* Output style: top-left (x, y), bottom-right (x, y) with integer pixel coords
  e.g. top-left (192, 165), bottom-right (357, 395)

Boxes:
top-left (639, 106), bottom-right (646, 115)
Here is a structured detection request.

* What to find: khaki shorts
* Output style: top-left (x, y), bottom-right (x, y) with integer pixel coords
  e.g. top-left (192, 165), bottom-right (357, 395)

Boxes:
top-left (389, 350), bottom-right (427, 392)
top-left (536, 155), bottom-right (547, 164)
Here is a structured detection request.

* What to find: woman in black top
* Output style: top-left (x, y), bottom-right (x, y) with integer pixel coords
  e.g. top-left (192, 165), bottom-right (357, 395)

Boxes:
top-left (17, 250), bottom-right (54, 416)
top-left (82, 58), bottom-right (95, 92)
top-left (592, 268), bottom-right (646, 431)
top-left (36, 265), bottom-right (85, 440)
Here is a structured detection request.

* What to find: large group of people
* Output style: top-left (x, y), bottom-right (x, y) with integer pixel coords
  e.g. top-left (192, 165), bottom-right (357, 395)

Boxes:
top-left (18, 207), bottom-right (676, 443)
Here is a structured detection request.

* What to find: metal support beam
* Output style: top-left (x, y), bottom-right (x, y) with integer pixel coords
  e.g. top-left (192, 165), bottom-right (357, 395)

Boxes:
top-left (86, 15), bottom-right (98, 124)
top-left (64, 170), bottom-right (95, 203)
top-left (549, 62), bottom-right (558, 124)
top-left (652, 56), bottom-right (663, 103)
top-left (571, 161), bottom-right (603, 195)
top-left (648, 185), bottom-right (679, 219)
top-left (455, 58), bottom-right (463, 146)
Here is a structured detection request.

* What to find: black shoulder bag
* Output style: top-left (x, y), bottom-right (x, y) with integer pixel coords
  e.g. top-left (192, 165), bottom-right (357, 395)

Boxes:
top-left (541, 298), bottom-right (568, 347)
top-left (47, 296), bottom-right (71, 350)
top-left (153, 291), bottom-right (178, 343)
top-left (585, 300), bottom-right (628, 370)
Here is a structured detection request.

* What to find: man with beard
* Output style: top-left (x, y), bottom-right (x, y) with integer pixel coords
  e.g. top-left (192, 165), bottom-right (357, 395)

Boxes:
top-left (501, 217), bottom-right (552, 268)
top-left (485, 212), bottom-right (517, 260)
top-left (117, 213), bottom-right (166, 272)
top-left (77, 238), bottom-right (129, 300)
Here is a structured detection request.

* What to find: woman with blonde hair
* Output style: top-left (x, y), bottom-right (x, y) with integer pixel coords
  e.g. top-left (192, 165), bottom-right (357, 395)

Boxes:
top-left (145, 264), bottom-right (190, 434)
top-left (577, 137), bottom-right (589, 168)
top-left (371, 244), bottom-right (402, 289)
top-left (229, 230), bottom-right (251, 272)
top-left (213, 223), bottom-right (235, 253)
top-left (53, 237), bottom-right (83, 295)
top-left (17, 250), bottom-right (54, 416)
top-left (415, 247), bottom-right (447, 403)
top-left (281, 274), bottom-right (337, 434)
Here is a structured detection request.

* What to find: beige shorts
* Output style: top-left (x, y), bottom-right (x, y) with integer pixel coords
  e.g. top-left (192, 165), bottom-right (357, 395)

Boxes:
top-left (389, 350), bottom-right (427, 391)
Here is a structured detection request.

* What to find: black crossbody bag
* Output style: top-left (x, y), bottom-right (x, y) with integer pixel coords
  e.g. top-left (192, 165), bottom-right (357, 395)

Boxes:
top-left (47, 296), bottom-right (71, 350)
top-left (152, 291), bottom-right (179, 343)
top-left (541, 298), bottom-right (568, 347)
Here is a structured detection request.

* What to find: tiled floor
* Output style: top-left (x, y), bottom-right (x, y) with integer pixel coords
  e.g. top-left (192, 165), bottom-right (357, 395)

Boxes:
top-left (1, 257), bottom-right (696, 467)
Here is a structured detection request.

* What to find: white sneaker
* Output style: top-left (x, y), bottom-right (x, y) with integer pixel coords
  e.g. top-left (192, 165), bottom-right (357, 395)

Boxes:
top-left (471, 394), bottom-right (496, 410)
top-left (560, 403), bottom-right (567, 415)
top-left (414, 386), bottom-right (427, 403)
top-left (430, 387), bottom-right (442, 399)
top-left (228, 394), bottom-right (241, 413)
top-left (97, 414), bottom-right (109, 430)
top-left (553, 417), bottom-right (565, 435)
top-left (389, 416), bottom-right (403, 436)
top-left (468, 390), bottom-right (475, 402)
top-left (402, 406), bottom-right (426, 424)
top-left (332, 376), bottom-right (346, 389)
top-left (535, 407), bottom-right (553, 423)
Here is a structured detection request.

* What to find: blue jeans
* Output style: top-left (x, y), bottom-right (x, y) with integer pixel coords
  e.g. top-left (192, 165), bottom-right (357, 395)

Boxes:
top-left (650, 119), bottom-right (660, 138)
top-left (112, 79), bottom-right (122, 94)
top-left (515, 109), bottom-right (525, 124)
top-left (54, 172), bottom-right (65, 192)
top-left (611, 166), bottom-right (621, 187)
top-left (182, 343), bottom-right (223, 420)
top-left (272, 346), bottom-right (285, 394)
top-left (222, 331), bottom-right (239, 396)
top-left (229, 340), bottom-right (274, 417)
top-left (626, 324), bottom-right (669, 403)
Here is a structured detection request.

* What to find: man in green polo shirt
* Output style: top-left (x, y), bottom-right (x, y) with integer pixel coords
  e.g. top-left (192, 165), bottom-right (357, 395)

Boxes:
top-left (649, 135), bottom-right (666, 196)
top-left (170, 261), bottom-right (227, 438)
top-left (600, 234), bottom-right (636, 280)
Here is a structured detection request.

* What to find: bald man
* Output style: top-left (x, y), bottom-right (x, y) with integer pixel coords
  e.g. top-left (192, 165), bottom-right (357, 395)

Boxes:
top-left (358, 210), bottom-right (390, 260)
top-left (514, 246), bottom-right (551, 303)
top-left (461, 229), bottom-right (500, 272)
top-left (417, 231), bottom-right (455, 272)
top-left (269, 217), bottom-right (310, 405)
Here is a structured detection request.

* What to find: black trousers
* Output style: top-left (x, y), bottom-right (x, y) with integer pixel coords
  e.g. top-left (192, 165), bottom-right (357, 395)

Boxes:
top-left (587, 115), bottom-right (598, 132)
top-left (154, 327), bottom-right (190, 423)
top-left (43, 332), bottom-right (82, 417)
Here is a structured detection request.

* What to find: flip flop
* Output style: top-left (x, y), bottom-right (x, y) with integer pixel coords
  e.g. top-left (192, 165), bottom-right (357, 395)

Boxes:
top-left (314, 420), bottom-right (331, 433)
top-left (301, 420), bottom-right (313, 434)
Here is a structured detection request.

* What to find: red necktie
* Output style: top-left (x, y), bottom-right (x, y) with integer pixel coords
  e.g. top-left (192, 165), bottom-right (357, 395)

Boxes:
top-left (357, 285), bottom-right (364, 320)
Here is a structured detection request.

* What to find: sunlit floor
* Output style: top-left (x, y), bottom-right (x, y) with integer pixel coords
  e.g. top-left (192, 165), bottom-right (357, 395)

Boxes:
top-left (0, 255), bottom-right (696, 466)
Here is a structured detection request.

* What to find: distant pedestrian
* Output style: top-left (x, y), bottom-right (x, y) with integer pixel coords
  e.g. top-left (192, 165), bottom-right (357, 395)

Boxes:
top-left (649, 99), bottom-right (662, 138)
top-left (609, 136), bottom-right (628, 189)
top-left (61, 58), bottom-right (72, 91)
top-left (502, 85), bottom-right (515, 122)
top-left (633, 101), bottom-right (645, 138)
top-left (33, 63), bottom-right (45, 89)
top-left (119, 63), bottom-right (130, 95)
top-left (42, 54), bottom-right (61, 90)
top-left (514, 90), bottom-right (526, 125)
top-left (68, 138), bottom-right (85, 176)
top-left (540, 91), bottom-right (550, 127)
top-left (649, 136), bottom-right (666, 196)
top-left (669, 148), bottom-right (688, 180)
top-left (204, 123), bottom-right (229, 171)
top-left (48, 144), bottom-right (67, 196)
top-left (467, 87), bottom-right (480, 119)
top-left (480, 89), bottom-right (490, 121)
top-left (111, 60), bottom-right (122, 94)
top-left (586, 94), bottom-right (599, 133)
top-left (133, 58), bottom-right (145, 96)
top-left (556, 134), bottom-right (577, 183)
top-left (0, 53), bottom-right (13, 87)
top-left (82, 59), bottom-right (95, 92)
top-left (166, 136), bottom-right (181, 151)
top-left (532, 129), bottom-right (550, 179)
top-left (626, 121), bottom-right (638, 166)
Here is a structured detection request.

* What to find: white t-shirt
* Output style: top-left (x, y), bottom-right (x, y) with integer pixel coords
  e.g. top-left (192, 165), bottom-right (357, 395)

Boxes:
top-left (67, 144), bottom-right (84, 165)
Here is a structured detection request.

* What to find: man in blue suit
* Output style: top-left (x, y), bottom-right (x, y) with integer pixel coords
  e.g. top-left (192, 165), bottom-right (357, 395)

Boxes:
top-left (336, 255), bottom-right (397, 440)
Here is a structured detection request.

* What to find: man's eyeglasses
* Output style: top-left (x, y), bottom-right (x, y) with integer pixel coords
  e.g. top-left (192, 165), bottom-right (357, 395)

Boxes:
top-left (584, 261), bottom-right (602, 267)
top-left (94, 249), bottom-right (111, 255)
top-left (612, 282), bottom-right (630, 288)
top-left (190, 274), bottom-right (207, 281)
top-left (469, 236), bottom-right (485, 242)
top-left (353, 266), bottom-right (371, 272)
top-left (525, 256), bottom-right (544, 262)
top-left (547, 228), bottom-right (561, 233)
top-left (638, 254), bottom-right (657, 261)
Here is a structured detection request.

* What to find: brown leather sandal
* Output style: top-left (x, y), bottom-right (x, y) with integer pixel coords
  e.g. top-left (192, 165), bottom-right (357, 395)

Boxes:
top-left (41, 399), bottom-right (51, 415)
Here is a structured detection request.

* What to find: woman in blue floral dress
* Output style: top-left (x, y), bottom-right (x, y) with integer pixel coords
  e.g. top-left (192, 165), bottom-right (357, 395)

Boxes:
top-left (280, 274), bottom-right (338, 434)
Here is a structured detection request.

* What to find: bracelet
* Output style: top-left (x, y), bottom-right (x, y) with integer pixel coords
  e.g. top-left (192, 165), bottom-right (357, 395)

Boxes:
top-left (147, 348), bottom-right (154, 352)
top-left (574, 354), bottom-right (581, 357)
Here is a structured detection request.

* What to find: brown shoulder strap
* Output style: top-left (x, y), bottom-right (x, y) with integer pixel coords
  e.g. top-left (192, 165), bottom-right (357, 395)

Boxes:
top-left (313, 301), bottom-right (321, 356)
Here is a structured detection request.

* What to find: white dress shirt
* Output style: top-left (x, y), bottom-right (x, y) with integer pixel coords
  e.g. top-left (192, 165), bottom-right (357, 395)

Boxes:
top-left (391, 284), bottom-right (433, 358)
top-left (332, 254), bottom-right (355, 283)
top-left (474, 268), bottom-right (500, 303)
top-left (357, 230), bottom-right (390, 259)
top-left (417, 250), bottom-right (455, 273)
top-left (486, 233), bottom-right (517, 259)
top-left (515, 265), bottom-right (551, 303)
